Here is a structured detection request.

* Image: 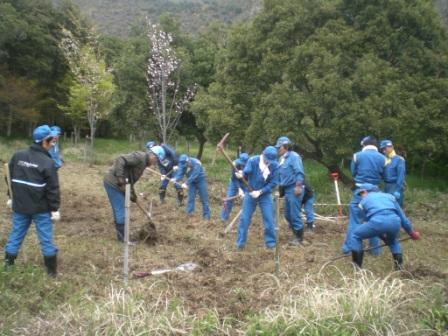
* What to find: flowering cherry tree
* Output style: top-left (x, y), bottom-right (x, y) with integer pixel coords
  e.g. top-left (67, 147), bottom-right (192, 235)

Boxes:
top-left (146, 19), bottom-right (196, 143)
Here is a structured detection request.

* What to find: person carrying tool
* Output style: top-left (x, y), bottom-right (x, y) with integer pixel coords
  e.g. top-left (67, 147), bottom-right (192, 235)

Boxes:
top-left (104, 151), bottom-right (158, 242)
top-left (172, 154), bottom-right (211, 220)
top-left (4, 125), bottom-right (60, 276)
top-left (380, 139), bottom-right (406, 207)
top-left (234, 146), bottom-right (279, 250)
top-left (276, 136), bottom-right (306, 246)
top-left (302, 181), bottom-right (315, 232)
top-left (349, 183), bottom-right (420, 269)
top-left (150, 144), bottom-right (183, 206)
top-left (220, 152), bottom-right (249, 221)
top-left (342, 136), bottom-right (386, 256)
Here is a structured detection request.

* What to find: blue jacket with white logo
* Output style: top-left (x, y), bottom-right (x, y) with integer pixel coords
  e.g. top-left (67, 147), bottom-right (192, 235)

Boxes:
top-left (384, 155), bottom-right (406, 191)
top-left (359, 191), bottom-right (413, 234)
top-left (278, 150), bottom-right (304, 188)
top-left (9, 143), bottom-right (60, 214)
top-left (351, 146), bottom-right (386, 185)
top-left (243, 155), bottom-right (279, 194)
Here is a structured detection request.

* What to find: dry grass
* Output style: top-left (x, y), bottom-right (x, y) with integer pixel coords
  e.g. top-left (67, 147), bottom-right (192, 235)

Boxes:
top-left (0, 145), bottom-right (447, 335)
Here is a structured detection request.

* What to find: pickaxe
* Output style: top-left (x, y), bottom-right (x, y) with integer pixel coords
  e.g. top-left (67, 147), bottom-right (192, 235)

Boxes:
top-left (322, 236), bottom-right (413, 267)
top-left (216, 133), bottom-right (252, 191)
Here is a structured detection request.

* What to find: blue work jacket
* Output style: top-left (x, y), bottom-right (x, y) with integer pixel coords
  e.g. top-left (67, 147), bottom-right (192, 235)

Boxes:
top-left (351, 146), bottom-right (386, 185)
top-left (384, 154), bottom-right (406, 191)
top-left (359, 192), bottom-right (413, 234)
top-left (278, 150), bottom-right (304, 188)
top-left (173, 157), bottom-right (205, 185)
top-left (243, 155), bottom-right (279, 194)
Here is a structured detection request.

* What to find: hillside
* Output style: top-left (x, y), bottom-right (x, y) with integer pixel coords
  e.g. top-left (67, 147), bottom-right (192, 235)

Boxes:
top-left (54, 0), bottom-right (262, 36)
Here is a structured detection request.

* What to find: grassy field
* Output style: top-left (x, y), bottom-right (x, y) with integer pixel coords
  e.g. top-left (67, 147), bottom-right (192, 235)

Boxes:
top-left (0, 137), bottom-right (447, 335)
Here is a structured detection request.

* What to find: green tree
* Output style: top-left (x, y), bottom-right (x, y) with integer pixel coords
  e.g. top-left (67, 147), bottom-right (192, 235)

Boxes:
top-left (60, 29), bottom-right (116, 149)
top-left (198, 0), bottom-right (448, 179)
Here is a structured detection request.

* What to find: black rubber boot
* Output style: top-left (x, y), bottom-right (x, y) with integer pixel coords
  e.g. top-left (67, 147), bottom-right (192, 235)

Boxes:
top-left (44, 255), bottom-right (57, 277)
top-left (351, 250), bottom-right (364, 268)
top-left (159, 188), bottom-right (166, 204)
top-left (176, 189), bottom-right (184, 207)
top-left (115, 223), bottom-right (125, 242)
top-left (392, 253), bottom-right (403, 270)
top-left (289, 229), bottom-right (304, 246)
top-left (5, 253), bottom-right (16, 268)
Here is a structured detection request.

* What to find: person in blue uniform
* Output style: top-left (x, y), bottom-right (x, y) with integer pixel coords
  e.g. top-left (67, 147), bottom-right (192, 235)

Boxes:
top-left (172, 155), bottom-right (210, 220)
top-left (220, 153), bottom-right (249, 221)
top-left (302, 181), bottom-right (315, 231)
top-left (276, 136), bottom-right (307, 245)
top-left (4, 125), bottom-right (60, 276)
top-left (349, 183), bottom-right (420, 269)
top-left (380, 140), bottom-right (406, 207)
top-left (342, 136), bottom-right (386, 256)
top-left (235, 146), bottom-right (279, 250)
top-left (150, 144), bottom-right (183, 205)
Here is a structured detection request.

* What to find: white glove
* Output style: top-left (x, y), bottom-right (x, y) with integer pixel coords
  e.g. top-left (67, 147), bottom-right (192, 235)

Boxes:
top-left (172, 165), bottom-right (179, 172)
top-left (160, 175), bottom-right (166, 181)
top-left (6, 199), bottom-right (12, 208)
top-left (51, 211), bottom-right (61, 221)
top-left (181, 183), bottom-right (188, 190)
top-left (235, 170), bottom-right (244, 179)
top-left (238, 188), bottom-right (245, 199)
top-left (250, 190), bottom-right (262, 199)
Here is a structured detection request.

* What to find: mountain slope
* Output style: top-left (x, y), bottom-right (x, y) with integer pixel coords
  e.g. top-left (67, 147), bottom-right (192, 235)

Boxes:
top-left (55, 0), bottom-right (262, 36)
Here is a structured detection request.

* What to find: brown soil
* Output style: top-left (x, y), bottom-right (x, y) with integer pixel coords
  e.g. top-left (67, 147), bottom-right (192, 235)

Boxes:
top-left (30, 163), bottom-right (446, 317)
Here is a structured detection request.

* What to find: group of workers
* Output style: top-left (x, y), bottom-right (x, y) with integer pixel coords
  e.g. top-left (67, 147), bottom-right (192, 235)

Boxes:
top-left (3, 125), bottom-right (420, 277)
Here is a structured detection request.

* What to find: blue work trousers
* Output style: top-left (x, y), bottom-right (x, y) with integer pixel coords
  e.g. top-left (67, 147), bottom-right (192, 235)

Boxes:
top-left (384, 183), bottom-right (404, 207)
top-left (5, 212), bottom-right (58, 257)
top-left (236, 193), bottom-right (276, 249)
top-left (160, 166), bottom-right (181, 191)
top-left (342, 191), bottom-right (381, 256)
top-left (187, 177), bottom-right (210, 220)
top-left (350, 213), bottom-right (402, 255)
top-left (220, 180), bottom-right (239, 221)
top-left (303, 195), bottom-right (315, 224)
top-left (104, 181), bottom-right (125, 226)
top-left (284, 186), bottom-right (304, 231)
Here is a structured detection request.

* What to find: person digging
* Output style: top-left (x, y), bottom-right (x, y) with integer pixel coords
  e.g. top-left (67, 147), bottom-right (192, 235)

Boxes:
top-left (348, 183), bottom-right (420, 270)
top-left (104, 151), bottom-right (158, 242)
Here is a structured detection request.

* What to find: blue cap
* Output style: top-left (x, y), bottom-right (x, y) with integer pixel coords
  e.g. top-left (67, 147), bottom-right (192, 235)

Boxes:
top-left (150, 145), bottom-right (165, 161)
top-left (355, 183), bottom-right (379, 194)
top-left (32, 125), bottom-right (58, 143)
top-left (145, 141), bottom-right (156, 149)
top-left (239, 152), bottom-right (249, 164)
top-left (380, 139), bottom-right (393, 149)
top-left (263, 146), bottom-right (278, 163)
top-left (179, 154), bottom-right (189, 164)
top-left (275, 136), bottom-right (291, 148)
top-left (50, 126), bottom-right (62, 135)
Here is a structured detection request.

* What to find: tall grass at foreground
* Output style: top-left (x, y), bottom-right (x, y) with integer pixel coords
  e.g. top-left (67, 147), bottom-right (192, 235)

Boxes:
top-left (21, 270), bottom-right (439, 335)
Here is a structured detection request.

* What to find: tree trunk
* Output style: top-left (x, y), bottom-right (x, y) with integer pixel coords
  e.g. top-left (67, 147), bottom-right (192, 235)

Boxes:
top-left (322, 163), bottom-right (353, 186)
top-left (196, 135), bottom-right (207, 160)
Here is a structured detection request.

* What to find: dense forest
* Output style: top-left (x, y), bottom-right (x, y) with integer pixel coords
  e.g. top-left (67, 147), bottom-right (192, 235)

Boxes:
top-left (1, 0), bottom-right (448, 176)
